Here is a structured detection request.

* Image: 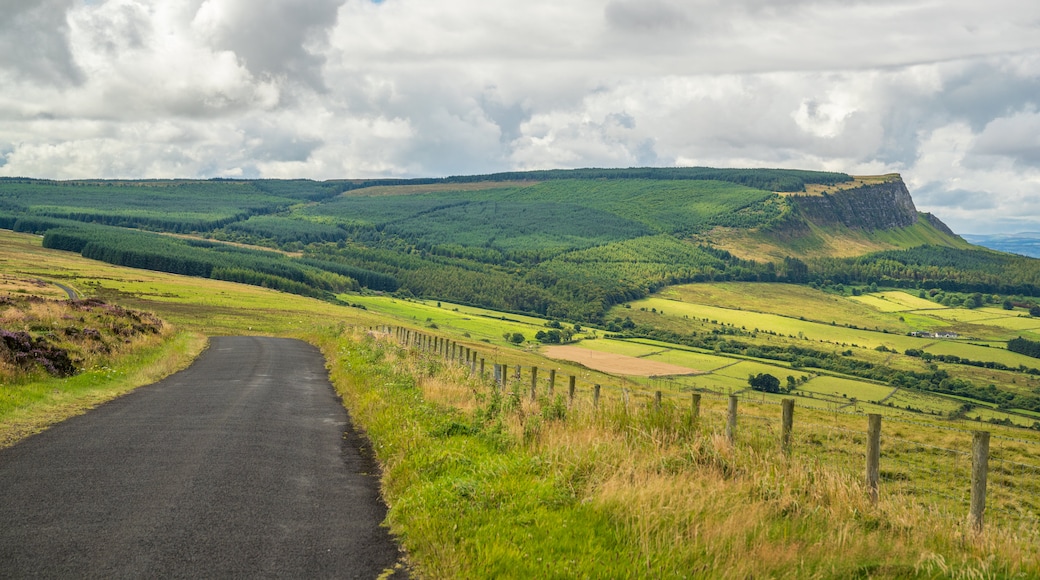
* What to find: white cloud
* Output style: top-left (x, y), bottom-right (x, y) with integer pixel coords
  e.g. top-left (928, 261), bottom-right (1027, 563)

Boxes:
top-left (1, 0), bottom-right (1040, 232)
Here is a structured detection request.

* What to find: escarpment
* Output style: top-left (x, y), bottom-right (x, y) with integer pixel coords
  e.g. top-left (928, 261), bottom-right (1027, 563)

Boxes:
top-left (790, 179), bottom-right (920, 230)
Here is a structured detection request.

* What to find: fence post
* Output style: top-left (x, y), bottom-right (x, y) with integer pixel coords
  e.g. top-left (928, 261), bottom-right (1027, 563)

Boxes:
top-left (480, 358), bottom-right (485, 378)
top-left (494, 364), bottom-right (503, 389)
top-left (593, 384), bottom-right (601, 408)
top-left (568, 376), bottom-right (576, 406)
top-left (866, 414), bottom-right (882, 505)
top-left (530, 366), bottom-right (538, 402)
top-left (970, 430), bottom-right (991, 533)
top-left (655, 390), bottom-right (662, 411)
top-left (691, 393), bottom-right (701, 420)
top-left (548, 369), bottom-right (556, 396)
top-left (514, 365), bottom-right (521, 381)
top-left (726, 395), bottom-right (738, 443)
top-left (781, 398), bottom-right (794, 456)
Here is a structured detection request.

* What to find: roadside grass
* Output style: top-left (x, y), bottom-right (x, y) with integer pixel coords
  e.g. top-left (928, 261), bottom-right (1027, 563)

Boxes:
top-left (0, 330), bottom-right (206, 448)
top-left (0, 274), bottom-right (69, 299)
top-left (314, 328), bottom-right (1040, 578)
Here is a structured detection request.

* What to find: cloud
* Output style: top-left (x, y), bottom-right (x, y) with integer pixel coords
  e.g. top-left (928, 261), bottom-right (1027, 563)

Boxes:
top-left (192, 0), bottom-right (341, 90)
top-left (0, 0), bottom-right (83, 86)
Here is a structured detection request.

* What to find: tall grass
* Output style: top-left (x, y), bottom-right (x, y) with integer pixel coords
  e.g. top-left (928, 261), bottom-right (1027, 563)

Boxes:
top-left (314, 328), bottom-right (1040, 578)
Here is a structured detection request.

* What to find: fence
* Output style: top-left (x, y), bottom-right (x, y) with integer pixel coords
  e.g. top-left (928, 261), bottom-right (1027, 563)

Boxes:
top-left (372, 325), bottom-right (1040, 534)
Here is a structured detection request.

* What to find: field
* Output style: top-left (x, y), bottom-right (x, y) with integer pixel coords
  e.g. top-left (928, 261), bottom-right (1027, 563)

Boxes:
top-left (799, 375), bottom-right (895, 402)
top-left (540, 345), bottom-right (699, 376)
top-left (342, 294), bottom-right (558, 347)
top-left (629, 295), bottom-right (926, 350)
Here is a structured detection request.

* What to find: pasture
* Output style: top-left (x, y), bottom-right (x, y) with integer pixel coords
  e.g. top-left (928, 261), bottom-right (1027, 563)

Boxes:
top-left (798, 375), bottom-right (895, 403)
top-left (629, 296), bottom-right (926, 350)
top-left (343, 294), bottom-right (561, 347)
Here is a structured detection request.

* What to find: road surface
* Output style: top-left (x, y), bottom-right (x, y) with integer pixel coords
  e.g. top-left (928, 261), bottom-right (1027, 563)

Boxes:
top-left (0, 336), bottom-right (405, 578)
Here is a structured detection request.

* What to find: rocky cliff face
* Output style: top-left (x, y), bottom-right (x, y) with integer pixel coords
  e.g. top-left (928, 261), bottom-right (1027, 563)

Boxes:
top-left (790, 179), bottom-right (920, 230)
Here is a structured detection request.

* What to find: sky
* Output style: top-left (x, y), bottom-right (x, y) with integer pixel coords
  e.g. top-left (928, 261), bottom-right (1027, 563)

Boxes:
top-left (1, 0), bottom-right (1039, 234)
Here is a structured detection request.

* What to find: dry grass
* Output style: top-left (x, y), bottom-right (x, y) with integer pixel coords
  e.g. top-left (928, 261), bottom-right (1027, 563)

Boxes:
top-left (352, 332), bottom-right (1040, 577)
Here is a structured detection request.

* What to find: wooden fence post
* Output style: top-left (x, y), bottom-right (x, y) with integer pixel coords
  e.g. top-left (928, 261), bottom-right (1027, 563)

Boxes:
top-left (970, 430), bottom-right (991, 533)
top-left (568, 376), bottom-right (576, 406)
top-left (691, 393), bottom-right (701, 420)
top-left (530, 366), bottom-right (538, 402)
top-left (494, 364), bottom-right (503, 389)
top-left (726, 395), bottom-right (738, 443)
top-left (866, 414), bottom-right (882, 505)
top-left (480, 358), bottom-right (485, 378)
top-left (655, 391), bottom-right (662, 411)
top-left (781, 398), bottom-right (794, 456)
top-left (548, 369), bottom-right (556, 396)
top-left (593, 384), bottom-right (601, 408)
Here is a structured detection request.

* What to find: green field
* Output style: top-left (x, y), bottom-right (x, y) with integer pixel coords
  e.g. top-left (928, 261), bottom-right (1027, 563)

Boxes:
top-left (924, 340), bottom-right (1040, 368)
top-left (630, 296), bottom-right (926, 350)
top-left (343, 294), bottom-right (559, 347)
top-left (849, 291), bottom-right (943, 312)
top-left (799, 375), bottom-right (895, 403)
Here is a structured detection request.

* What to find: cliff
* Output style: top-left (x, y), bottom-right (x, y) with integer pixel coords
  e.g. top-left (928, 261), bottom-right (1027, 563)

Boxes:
top-left (789, 179), bottom-right (920, 231)
top-left (709, 175), bottom-right (967, 261)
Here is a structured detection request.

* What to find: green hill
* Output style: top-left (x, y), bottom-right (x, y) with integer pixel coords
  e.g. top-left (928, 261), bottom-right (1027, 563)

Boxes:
top-left (0, 168), bottom-right (1024, 322)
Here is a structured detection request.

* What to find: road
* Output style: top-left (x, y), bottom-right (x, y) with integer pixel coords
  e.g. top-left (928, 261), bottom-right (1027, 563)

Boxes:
top-left (0, 336), bottom-right (405, 578)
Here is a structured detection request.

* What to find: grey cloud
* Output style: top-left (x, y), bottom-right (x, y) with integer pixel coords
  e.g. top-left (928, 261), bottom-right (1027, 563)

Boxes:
top-left (243, 125), bottom-right (323, 162)
top-left (197, 0), bottom-right (343, 90)
top-left (936, 63), bottom-right (1040, 131)
top-left (479, 90), bottom-right (531, 145)
top-left (912, 182), bottom-right (998, 211)
top-left (604, 0), bottom-right (692, 32)
top-left (968, 113), bottom-right (1040, 169)
top-left (0, 0), bottom-right (82, 86)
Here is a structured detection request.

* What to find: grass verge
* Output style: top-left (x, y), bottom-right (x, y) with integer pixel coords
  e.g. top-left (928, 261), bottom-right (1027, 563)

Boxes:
top-left (312, 327), bottom-right (1040, 578)
top-left (0, 331), bottom-right (207, 448)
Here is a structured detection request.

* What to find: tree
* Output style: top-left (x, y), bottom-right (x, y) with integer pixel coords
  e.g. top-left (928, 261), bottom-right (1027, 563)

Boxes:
top-left (1004, 299), bottom-right (1015, 310)
top-left (536, 329), bottom-right (562, 344)
top-left (508, 332), bottom-right (525, 344)
top-left (748, 373), bottom-right (781, 393)
top-left (1031, 305), bottom-right (1040, 318)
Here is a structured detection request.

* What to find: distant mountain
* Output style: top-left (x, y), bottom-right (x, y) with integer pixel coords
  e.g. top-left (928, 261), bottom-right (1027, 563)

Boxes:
top-left (963, 233), bottom-right (1040, 258)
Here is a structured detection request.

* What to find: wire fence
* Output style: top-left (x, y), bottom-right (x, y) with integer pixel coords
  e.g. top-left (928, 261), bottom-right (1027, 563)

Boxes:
top-left (380, 325), bottom-right (1040, 534)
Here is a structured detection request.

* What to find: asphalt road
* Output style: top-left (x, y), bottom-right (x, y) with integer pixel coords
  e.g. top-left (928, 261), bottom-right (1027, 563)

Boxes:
top-left (0, 336), bottom-right (405, 579)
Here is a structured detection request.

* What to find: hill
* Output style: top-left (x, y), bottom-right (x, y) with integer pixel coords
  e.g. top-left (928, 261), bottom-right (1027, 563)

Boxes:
top-left (0, 168), bottom-right (1023, 323)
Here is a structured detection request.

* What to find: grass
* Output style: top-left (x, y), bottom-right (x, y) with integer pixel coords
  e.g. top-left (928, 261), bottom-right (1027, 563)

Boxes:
top-left (0, 330), bottom-right (206, 449)
top-left (313, 328), bottom-right (1040, 577)
top-left (342, 294), bottom-right (563, 347)
top-left (799, 375), bottom-right (895, 403)
top-left (629, 296), bottom-right (924, 350)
